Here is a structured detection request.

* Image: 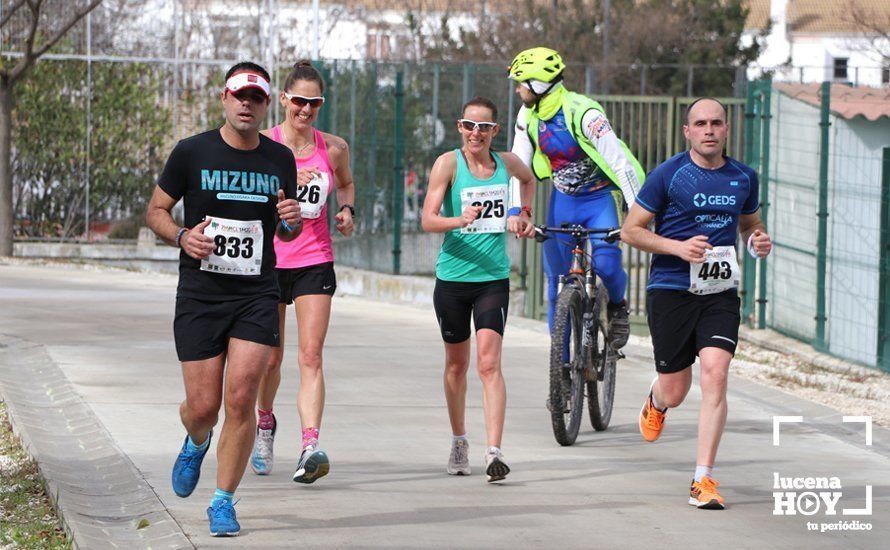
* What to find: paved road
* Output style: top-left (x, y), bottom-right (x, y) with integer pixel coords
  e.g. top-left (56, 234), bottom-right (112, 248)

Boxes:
top-left (1, 262), bottom-right (887, 549)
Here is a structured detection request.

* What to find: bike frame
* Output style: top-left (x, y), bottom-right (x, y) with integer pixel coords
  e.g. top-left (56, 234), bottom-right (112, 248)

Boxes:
top-left (537, 224), bottom-right (621, 378)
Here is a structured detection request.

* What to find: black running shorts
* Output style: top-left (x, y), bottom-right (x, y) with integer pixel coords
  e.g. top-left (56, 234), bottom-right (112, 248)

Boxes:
top-left (433, 278), bottom-right (510, 344)
top-left (277, 262), bottom-right (337, 304)
top-left (174, 294), bottom-right (280, 362)
top-left (646, 289), bottom-right (741, 374)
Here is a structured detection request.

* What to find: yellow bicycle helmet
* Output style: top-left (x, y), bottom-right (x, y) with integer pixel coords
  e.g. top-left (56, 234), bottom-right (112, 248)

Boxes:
top-left (507, 47), bottom-right (565, 83)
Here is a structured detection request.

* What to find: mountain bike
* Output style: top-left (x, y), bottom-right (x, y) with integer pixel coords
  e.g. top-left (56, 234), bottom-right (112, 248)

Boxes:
top-left (535, 224), bottom-right (623, 446)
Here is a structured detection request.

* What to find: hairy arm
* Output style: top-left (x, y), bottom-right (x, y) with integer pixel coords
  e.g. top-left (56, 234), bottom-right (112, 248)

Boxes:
top-left (621, 203), bottom-right (712, 263)
top-left (145, 185), bottom-right (181, 246)
top-left (739, 210), bottom-right (772, 257)
top-left (146, 186), bottom-right (215, 259)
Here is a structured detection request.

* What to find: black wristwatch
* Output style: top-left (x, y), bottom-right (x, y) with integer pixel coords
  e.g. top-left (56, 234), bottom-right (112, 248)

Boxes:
top-left (339, 204), bottom-right (355, 216)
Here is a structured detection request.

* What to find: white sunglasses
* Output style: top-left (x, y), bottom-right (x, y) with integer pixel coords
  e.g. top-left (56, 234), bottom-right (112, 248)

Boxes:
top-left (458, 119), bottom-right (498, 132)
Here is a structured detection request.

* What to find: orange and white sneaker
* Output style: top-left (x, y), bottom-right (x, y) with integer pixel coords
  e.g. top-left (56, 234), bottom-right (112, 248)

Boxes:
top-left (639, 377), bottom-right (666, 442)
top-left (689, 476), bottom-right (725, 509)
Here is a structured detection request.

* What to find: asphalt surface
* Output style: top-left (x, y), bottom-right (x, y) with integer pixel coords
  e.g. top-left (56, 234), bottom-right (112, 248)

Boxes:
top-left (1, 261), bottom-right (887, 549)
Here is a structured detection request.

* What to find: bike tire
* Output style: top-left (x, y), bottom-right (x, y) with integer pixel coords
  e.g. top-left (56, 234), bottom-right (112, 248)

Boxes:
top-left (549, 283), bottom-right (586, 446)
top-left (587, 285), bottom-right (617, 431)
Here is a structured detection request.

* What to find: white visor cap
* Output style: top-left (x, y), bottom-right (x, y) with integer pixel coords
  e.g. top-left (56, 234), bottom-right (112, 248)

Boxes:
top-left (225, 72), bottom-right (271, 97)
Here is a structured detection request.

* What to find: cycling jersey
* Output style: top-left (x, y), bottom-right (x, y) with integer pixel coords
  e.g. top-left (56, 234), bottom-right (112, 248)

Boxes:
top-left (512, 91), bottom-right (643, 206)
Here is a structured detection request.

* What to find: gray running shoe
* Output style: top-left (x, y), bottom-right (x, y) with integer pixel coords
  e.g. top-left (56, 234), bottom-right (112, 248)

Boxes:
top-left (250, 423), bottom-right (275, 475)
top-left (446, 438), bottom-right (471, 475)
top-left (292, 445), bottom-right (330, 484)
top-left (484, 447), bottom-right (510, 483)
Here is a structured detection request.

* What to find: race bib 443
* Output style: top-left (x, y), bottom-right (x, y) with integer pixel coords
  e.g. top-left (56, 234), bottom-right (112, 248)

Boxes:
top-left (200, 217), bottom-right (263, 276)
top-left (689, 245), bottom-right (739, 295)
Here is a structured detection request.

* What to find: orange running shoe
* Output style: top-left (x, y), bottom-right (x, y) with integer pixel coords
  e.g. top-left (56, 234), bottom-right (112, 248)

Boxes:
top-left (689, 476), bottom-right (725, 510)
top-left (639, 377), bottom-right (667, 442)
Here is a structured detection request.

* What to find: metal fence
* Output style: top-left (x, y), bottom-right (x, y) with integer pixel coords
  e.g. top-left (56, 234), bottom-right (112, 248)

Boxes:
top-left (522, 95), bottom-right (747, 321)
top-left (9, 54), bottom-right (748, 318)
top-left (746, 79), bottom-right (890, 371)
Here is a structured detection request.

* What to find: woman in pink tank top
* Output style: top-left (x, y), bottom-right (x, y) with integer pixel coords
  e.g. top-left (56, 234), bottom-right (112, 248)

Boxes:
top-left (251, 60), bottom-right (355, 482)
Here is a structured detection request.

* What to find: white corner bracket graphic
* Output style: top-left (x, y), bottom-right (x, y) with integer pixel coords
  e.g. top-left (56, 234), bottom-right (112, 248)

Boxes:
top-left (843, 485), bottom-right (873, 516)
top-left (773, 416), bottom-right (803, 446)
top-left (842, 416), bottom-right (873, 446)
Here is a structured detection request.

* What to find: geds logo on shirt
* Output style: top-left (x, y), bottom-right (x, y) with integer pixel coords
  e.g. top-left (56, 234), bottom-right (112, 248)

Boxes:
top-left (693, 192), bottom-right (737, 208)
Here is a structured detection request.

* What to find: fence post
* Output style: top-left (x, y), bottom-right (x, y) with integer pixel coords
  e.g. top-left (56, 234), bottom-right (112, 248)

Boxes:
top-left (585, 65), bottom-right (596, 94)
top-left (329, 59), bottom-right (338, 135)
top-left (525, 183), bottom-right (551, 321)
top-left (878, 147), bottom-right (890, 371)
top-left (392, 70), bottom-right (405, 275)
top-left (317, 61), bottom-right (331, 132)
top-left (462, 63), bottom-right (471, 105)
top-left (756, 77), bottom-right (772, 329)
top-left (367, 63), bottom-right (379, 241)
top-left (815, 81), bottom-right (831, 351)
top-left (741, 80), bottom-right (758, 324)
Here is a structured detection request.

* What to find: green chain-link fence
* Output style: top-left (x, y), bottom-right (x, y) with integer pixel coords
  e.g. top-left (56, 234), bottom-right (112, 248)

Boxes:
top-left (307, 60), bottom-right (749, 323)
top-left (748, 79), bottom-right (890, 371)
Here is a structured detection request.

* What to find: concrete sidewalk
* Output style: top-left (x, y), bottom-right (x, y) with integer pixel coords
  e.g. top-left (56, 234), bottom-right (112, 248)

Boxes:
top-left (1, 261), bottom-right (887, 549)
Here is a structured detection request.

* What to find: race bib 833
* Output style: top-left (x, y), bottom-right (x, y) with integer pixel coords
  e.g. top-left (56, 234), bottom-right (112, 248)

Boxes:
top-left (200, 217), bottom-right (263, 276)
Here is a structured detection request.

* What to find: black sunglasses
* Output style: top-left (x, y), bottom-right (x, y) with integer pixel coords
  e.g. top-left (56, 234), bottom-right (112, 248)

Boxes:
top-left (230, 89), bottom-right (268, 103)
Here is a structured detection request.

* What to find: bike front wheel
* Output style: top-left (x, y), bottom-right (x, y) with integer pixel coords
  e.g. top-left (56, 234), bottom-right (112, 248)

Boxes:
top-left (587, 285), bottom-right (617, 431)
top-left (549, 283), bottom-right (586, 446)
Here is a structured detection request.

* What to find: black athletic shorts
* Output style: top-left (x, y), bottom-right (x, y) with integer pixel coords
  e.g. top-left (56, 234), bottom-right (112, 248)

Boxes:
top-left (174, 294), bottom-right (280, 362)
top-left (277, 262), bottom-right (337, 304)
top-left (433, 278), bottom-right (510, 344)
top-left (646, 289), bottom-right (741, 374)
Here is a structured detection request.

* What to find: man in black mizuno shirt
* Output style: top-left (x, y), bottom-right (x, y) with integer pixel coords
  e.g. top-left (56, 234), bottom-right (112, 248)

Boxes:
top-left (146, 61), bottom-right (302, 537)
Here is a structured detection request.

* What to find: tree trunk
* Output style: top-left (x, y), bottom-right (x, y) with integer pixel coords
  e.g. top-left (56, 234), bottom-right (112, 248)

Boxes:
top-left (0, 81), bottom-right (13, 256)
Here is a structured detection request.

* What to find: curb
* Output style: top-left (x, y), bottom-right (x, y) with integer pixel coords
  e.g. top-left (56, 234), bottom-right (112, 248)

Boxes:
top-left (0, 335), bottom-right (192, 549)
top-left (738, 326), bottom-right (880, 377)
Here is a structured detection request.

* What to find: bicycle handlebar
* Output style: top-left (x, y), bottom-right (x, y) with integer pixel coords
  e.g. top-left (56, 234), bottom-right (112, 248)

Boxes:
top-left (533, 224), bottom-right (622, 244)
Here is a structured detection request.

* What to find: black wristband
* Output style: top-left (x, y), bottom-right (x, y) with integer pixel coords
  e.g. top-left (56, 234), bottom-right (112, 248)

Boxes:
top-left (174, 227), bottom-right (187, 248)
top-left (339, 204), bottom-right (355, 216)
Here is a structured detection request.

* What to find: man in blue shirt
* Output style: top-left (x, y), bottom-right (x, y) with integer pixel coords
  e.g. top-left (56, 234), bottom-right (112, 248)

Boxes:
top-left (621, 97), bottom-right (772, 510)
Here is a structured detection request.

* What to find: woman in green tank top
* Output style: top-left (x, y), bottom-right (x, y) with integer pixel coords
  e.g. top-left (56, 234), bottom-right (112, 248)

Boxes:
top-left (421, 96), bottom-right (535, 482)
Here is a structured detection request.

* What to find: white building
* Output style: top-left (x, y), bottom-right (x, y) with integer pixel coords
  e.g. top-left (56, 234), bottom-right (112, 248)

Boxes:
top-left (744, 0), bottom-right (890, 86)
top-left (104, 0), bottom-right (483, 63)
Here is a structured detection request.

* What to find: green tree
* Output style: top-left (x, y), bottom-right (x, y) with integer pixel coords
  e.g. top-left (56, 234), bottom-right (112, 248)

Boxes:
top-left (0, 0), bottom-right (103, 254)
top-left (406, 0), bottom-right (763, 96)
top-left (13, 60), bottom-right (171, 238)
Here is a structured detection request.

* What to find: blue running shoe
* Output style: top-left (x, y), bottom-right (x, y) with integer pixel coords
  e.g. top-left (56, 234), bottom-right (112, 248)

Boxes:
top-left (292, 445), bottom-right (330, 484)
top-left (171, 430), bottom-right (212, 498)
top-left (250, 417), bottom-right (276, 475)
top-left (207, 499), bottom-right (240, 537)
